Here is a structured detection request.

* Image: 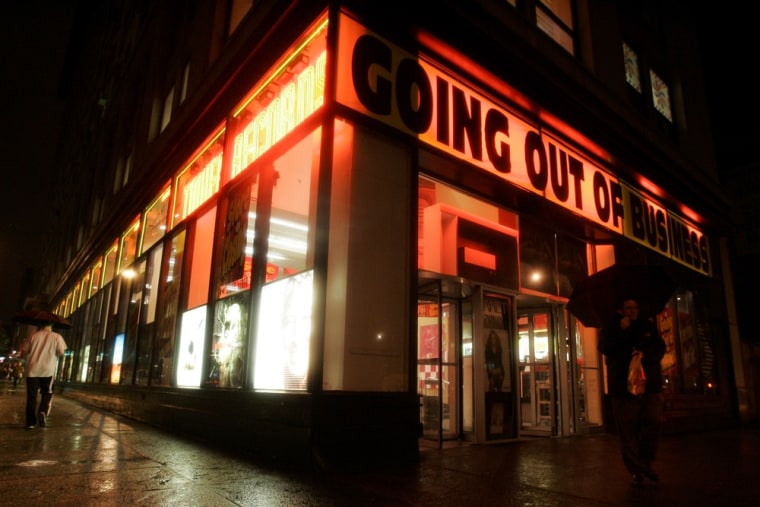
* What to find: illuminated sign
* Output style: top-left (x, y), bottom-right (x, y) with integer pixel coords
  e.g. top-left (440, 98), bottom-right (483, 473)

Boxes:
top-left (173, 128), bottom-right (225, 227)
top-left (336, 14), bottom-right (711, 276)
top-left (232, 19), bottom-right (328, 179)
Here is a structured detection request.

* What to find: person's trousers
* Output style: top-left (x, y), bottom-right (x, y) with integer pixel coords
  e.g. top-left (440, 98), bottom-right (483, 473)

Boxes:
top-left (25, 376), bottom-right (55, 427)
top-left (611, 393), bottom-right (664, 475)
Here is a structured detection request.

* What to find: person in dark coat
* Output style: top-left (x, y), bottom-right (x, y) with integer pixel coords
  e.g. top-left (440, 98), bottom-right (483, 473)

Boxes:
top-left (598, 297), bottom-right (666, 486)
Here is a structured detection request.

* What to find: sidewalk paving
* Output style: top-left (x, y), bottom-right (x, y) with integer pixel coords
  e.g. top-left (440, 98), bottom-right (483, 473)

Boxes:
top-left (1, 380), bottom-right (758, 506)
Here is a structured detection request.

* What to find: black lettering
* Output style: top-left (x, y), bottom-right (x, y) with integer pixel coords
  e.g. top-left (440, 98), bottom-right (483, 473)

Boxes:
top-left (630, 194), bottom-right (646, 240)
top-left (484, 109), bottom-right (510, 173)
top-left (436, 77), bottom-right (449, 144)
top-left (568, 156), bottom-right (584, 208)
top-left (525, 131), bottom-right (547, 190)
top-left (352, 35), bottom-right (392, 115)
top-left (396, 59), bottom-right (433, 133)
top-left (549, 144), bottom-right (569, 202)
top-left (655, 209), bottom-right (668, 252)
top-left (452, 87), bottom-right (482, 160)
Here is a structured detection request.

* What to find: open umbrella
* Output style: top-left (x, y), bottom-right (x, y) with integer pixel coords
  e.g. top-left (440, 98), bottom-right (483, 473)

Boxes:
top-left (13, 310), bottom-right (73, 329)
top-left (566, 264), bottom-right (677, 328)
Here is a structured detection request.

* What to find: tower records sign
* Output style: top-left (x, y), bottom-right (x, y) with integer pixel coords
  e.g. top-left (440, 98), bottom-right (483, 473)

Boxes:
top-left (335, 13), bottom-right (711, 276)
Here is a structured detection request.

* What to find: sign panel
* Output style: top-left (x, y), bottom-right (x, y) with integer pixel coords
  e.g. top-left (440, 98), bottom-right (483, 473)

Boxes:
top-left (336, 13), bottom-right (711, 276)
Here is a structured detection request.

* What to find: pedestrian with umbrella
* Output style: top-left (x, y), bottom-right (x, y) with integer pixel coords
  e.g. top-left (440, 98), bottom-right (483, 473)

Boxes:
top-left (598, 296), bottom-right (666, 487)
top-left (15, 315), bottom-right (69, 429)
top-left (567, 264), bottom-right (675, 487)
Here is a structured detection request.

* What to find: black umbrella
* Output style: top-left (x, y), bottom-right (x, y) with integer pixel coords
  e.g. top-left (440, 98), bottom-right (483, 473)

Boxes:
top-left (566, 264), bottom-right (677, 328)
top-left (13, 310), bottom-right (73, 329)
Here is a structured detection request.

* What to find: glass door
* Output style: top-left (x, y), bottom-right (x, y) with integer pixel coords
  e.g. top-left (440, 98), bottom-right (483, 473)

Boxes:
top-left (417, 277), bottom-right (472, 446)
top-left (518, 311), bottom-right (554, 435)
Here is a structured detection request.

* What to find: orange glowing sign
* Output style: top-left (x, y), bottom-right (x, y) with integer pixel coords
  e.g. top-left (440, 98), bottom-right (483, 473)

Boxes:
top-left (173, 128), bottom-right (225, 227)
top-left (231, 18), bottom-right (327, 179)
top-left (336, 14), bottom-right (711, 276)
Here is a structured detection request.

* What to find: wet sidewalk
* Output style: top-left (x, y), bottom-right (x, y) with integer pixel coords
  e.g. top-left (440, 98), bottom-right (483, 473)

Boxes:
top-left (1, 380), bottom-right (758, 506)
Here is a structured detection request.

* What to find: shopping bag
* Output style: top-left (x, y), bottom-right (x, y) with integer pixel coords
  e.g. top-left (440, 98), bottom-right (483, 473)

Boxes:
top-left (627, 351), bottom-right (646, 396)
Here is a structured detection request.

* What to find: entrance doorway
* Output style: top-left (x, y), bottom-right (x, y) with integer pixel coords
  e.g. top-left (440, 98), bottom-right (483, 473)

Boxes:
top-left (518, 310), bottom-right (555, 436)
top-left (417, 277), bottom-right (473, 446)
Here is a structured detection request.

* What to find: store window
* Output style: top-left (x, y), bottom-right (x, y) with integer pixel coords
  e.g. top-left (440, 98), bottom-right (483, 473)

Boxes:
top-left (152, 230), bottom-right (186, 386)
top-left (209, 174), bottom-right (258, 389)
top-left (141, 183), bottom-right (171, 254)
top-left (79, 272), bottom-right (91, 307)
top-left (658, 289), bottom-right (717, 395)
top-left (519, 218), bottom-right (587, 298)
top-left (216, 179), bottom-right (258, 298)
top-left (253, 129), bottom-right (321, 391)
top-left (418, 175), bottom-right (520, 290)
top-left (176, 207), bottom-right (216, 388)
top-left (134, 247), bottom-right (163, 386)
top-left (186, 207), bottom-right (216, 310)
top-left (90, 258), bottom-right (103, 298)
top-left (102, 241), bottom-right (119, 287)
top-left (119, 217), bottom-right (141, 272)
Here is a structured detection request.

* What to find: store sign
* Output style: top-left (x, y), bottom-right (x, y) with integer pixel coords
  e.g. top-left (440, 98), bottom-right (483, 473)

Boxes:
top-left (231, 18), bottom-right (328, 179)
top-left (335, 14), bottom-right (711, 276)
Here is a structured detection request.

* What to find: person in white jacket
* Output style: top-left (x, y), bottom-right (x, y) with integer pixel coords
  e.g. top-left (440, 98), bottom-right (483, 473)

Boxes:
top-left (17, 322), bottom-right (68, 429)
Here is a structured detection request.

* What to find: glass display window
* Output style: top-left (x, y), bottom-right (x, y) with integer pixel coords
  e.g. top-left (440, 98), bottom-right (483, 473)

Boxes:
top-left (102, 241), bottom-right (119, 287)
top-left (265, 129), bottom-right (320, 281)
top-left (118, 216), bottom-right (141, 273)
top-left (208, 292), bottom-right (249, 388)
top-left (90, 258), bottom-right (103, 298)
top-left (152, 229), bottom-right (186, 386)
top-left (177, 305), bottom-right (207, 388)
top-left (254, 270), bottom-right (313, 390)
top-left (186, 206), bottom-right (216, 309)
top-left (134, 247), bottom-right (163, 386)
top-left (216, 178), bottom-right (258, 298)
top-left (141, 183), bottom-right (171, 254)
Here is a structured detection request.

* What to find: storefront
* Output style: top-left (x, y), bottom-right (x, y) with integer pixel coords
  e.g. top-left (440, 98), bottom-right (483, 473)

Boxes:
top-left (51, 7), bottom-right (736, 467)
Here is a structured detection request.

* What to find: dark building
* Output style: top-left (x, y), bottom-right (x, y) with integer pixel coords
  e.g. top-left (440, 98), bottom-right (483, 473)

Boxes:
top-left (30, 0), bottom-right (750, 468)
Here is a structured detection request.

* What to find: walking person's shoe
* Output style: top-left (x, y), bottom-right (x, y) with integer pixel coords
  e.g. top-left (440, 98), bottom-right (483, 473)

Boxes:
top-left (38, 411), bottom-right (47, 427)
top-left (26, 425), bottom-right (35, 430)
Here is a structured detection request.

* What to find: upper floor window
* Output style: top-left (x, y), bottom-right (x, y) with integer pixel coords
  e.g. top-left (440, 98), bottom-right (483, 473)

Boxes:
top-left (535, 0), bottom-right (575, 55)
top-left (623, 42), bottom-right (642, 93)
top-left (649, 69), bottom-right (673, 122)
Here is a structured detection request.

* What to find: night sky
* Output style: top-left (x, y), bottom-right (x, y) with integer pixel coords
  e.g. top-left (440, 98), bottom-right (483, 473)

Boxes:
top-left (0, 1), bottom-right (77, 325)
top-left (0, 3), bottom-right (756, 327)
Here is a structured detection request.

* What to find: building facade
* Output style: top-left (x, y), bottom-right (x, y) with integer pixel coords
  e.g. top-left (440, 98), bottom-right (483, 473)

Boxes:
top-left (32, 0), bottom-right (743, 468)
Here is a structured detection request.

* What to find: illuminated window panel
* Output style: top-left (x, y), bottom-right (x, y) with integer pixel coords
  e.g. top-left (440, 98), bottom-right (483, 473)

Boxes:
top-left (79, 272), bottom-right (91, 307)
top-left (102, 241), bottom-right (119, 287)
top-left (172, 127), bottom-right (225, 228)
top-left (231, 16), bottom-right (327, 181)
top-left (90, 258), bottom-right (103, 298)
top-left (649, 69), bottom-right (673, 122)
top-left (141, 183), bottom-right (171, 254)
top-left (623, 42), bottom-right (642, 93)
top-left (217, 179), bottom-right (258, 298)
top-left (118, 217), bottom-right (141, 272)
top-left (265, 129), bottom-right (320, 282)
